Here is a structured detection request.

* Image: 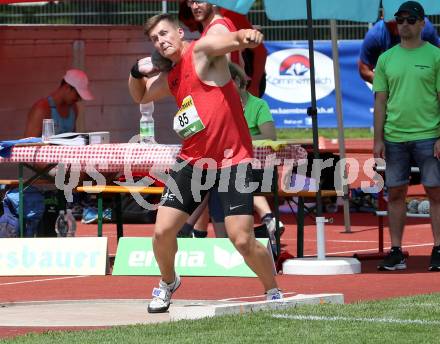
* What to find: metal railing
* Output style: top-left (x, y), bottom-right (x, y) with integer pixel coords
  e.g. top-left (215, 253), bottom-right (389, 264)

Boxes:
top-left (1, 0), bottom-right (439, 41)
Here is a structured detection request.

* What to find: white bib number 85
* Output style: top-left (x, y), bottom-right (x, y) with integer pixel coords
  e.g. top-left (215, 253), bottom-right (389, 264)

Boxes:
top-left (173, 95), bottom-right (205, 139)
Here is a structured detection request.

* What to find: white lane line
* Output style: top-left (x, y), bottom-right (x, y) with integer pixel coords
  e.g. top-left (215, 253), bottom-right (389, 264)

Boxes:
top-left (323, 243), bottom-right (434, 256)
top-left (398, 303), bottom-right (439, 307)
top-left (271, 314), bottom-right (440, 325)
top-left (325, 240), bottom-right (379, 243)
top-left (282, 239), bottom-right (379, 243)
top-left (219, 291), bottom-right (296, 302)
top-left (282, 239), bottom-right (426, 244)
top-left (0, 275), bottom-right (89, 286)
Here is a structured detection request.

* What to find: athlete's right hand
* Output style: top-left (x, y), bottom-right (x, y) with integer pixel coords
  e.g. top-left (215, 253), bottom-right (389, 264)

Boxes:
top-left (238, 29), bottom-right (263, 48)
top-left (130, 57), bottom-right (159, 79)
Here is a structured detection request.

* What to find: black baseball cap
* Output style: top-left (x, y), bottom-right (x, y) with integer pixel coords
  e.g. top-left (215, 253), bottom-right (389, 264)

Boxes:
top-left (394, 1), bottom-right (425, 19)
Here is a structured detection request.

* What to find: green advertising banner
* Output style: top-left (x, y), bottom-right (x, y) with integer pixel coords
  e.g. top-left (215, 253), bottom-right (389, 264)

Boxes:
top-left (112, 238), bottom-right (271, 277)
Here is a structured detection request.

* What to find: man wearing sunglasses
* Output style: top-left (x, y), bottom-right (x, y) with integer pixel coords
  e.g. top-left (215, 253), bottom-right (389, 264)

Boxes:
top-left (358, 2), bottom-right (439, 84)
top-left (373, 1), bottom-right (440, 272)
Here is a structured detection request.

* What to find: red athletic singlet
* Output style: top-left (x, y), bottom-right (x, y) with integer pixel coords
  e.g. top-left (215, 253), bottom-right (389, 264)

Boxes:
top-left (167, 42), bottom-right (253, 168)
top-left (201, 17), bottom-right (241, 66)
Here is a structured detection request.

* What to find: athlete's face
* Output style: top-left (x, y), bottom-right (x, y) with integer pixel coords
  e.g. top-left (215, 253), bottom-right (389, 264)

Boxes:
top-left (149, 20), bottom-right (184, 60)
top-left (187, 1), bottom-right (214, 23)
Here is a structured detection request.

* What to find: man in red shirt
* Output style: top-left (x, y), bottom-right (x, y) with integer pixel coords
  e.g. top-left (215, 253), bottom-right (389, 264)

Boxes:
top-left (178, 0), bottom-right (276, 241)
top-left (128, 14), bottom-right (283, 314)
top-left (180, 0), bottom-right (267, 96)
top-left (186, 0), bottom-right (243, 66)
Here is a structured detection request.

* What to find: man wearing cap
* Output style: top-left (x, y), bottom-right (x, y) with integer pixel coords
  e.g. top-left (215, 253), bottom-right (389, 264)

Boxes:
top-left (373, 1), bottom-right (440, 272)
top-left (358, 2), bottom-right (439, 84)
top-left (24, 69), bottom-right (94, 137)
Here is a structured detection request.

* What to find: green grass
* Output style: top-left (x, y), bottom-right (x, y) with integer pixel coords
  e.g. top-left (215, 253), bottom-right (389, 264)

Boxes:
top-left (4, 293), bottom-right (440, 343)
top-left (277, 128), bottom-right (373, 140)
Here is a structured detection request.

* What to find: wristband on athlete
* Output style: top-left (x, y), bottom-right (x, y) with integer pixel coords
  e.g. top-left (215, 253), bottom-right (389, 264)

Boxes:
top-left (130, 60), bottom-right (145, 79)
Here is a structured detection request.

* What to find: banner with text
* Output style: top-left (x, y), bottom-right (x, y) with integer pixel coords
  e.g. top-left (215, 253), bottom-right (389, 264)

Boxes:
top-left (112, 237), bottom-right (272, 277)
top-left (0, 238), bottom-right (108, 276)
top-left (264, 40), bottom-right (374, 128)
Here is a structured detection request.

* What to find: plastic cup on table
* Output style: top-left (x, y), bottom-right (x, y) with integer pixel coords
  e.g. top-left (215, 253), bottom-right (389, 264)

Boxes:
top-left (42, 119), bottom-right (55, 143)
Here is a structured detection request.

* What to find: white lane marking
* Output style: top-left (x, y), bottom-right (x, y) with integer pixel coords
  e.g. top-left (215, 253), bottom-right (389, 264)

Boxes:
top-left (324, 240), bottom-right (377, 244)
top-left (323, 243), bottom-right (434, 256)
top-left (219, 291), bottom-right (296, 302)
top-left (325, 240), bottom-right (378, 243)
top-left (281, 239), bottom-right (378, 243)
top-left (271, 314), bottom-right (440, 325)
top-left (0, 275), bottom-right (89, 286)
top-left (398, 303), bottom-right (439, 307)
top-left (282, 239), bottom-right (426, 244)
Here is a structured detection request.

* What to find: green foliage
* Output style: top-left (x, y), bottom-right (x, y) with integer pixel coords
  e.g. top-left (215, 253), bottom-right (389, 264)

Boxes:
top-left (277, 128), bottom-right (373, 140)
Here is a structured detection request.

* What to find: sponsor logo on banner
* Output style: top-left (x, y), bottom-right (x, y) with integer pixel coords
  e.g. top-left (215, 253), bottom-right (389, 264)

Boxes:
top-left (0, 238), bottom-right (108, 276)
top-left (112, 238), bottom-right (271, 277)
top-left (265, 48), bottom-right (335, 103)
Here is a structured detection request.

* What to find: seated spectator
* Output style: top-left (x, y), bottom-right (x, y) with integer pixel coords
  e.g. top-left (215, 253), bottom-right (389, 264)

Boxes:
top-left (24, 69), bottom-right (94, 137)
top-left (23, 69), bottom-right (103, 228)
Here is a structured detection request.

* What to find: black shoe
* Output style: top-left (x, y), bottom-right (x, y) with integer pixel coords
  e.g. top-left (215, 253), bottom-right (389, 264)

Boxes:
top-left (377, 248), bottom-right (407, 271)
top-left (192, 229), bottom-right (208, 238)
top-left (428, 246), bottom-right (440, 271)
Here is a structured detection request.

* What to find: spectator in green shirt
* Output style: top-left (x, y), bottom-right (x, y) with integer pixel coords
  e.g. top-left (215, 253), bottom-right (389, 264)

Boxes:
top-left (236, 65), bottom-right (276, 140)
top-left (373, 1), bottom-right (440, 272)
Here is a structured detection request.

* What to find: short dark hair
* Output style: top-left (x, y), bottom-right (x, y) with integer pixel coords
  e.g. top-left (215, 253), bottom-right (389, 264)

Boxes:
top-left (144, 13), bottom-right (179, 38)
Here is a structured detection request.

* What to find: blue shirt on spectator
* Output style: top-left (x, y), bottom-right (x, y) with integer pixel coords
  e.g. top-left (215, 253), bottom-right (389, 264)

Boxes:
top-left (359, 18), bottom-right (439, 68)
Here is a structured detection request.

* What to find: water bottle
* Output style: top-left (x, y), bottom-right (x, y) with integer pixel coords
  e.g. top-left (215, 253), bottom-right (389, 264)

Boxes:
top-left (55, 210), bottom-right (69, 237)
top-left (66, 209), bottom-right (77, 237)
top-left (139, 102), bottom-right (156, 144)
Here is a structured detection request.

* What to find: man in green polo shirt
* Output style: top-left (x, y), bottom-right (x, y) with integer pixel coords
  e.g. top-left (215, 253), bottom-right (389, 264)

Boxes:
top-left (373, 1), bottom-right (440, 271)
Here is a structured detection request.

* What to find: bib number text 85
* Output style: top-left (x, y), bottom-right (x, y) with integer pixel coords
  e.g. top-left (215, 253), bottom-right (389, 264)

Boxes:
top-left (178, 113), bottom-right (189, 127)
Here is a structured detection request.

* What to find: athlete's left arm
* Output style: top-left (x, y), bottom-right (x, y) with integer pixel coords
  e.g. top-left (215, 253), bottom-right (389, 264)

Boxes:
top-left (194, 29), bottom-right (263, 59)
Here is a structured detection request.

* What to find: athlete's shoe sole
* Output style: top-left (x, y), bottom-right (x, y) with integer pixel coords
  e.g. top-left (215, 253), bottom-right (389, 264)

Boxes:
top-left (377, 263), bottom-right (407, 271)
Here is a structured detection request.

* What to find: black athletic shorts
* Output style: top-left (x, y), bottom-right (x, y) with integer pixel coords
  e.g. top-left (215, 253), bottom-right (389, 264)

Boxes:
top-left (160, 159), bottom-right (254, 217)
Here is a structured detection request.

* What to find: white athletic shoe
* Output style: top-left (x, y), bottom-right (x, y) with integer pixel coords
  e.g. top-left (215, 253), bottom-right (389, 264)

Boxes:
top-left (147, 274), bottom-right (181, 313)
top-left (266, 288), bottom-right (284, 301)
top-left (265, 218), bottom-right (285, 238)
